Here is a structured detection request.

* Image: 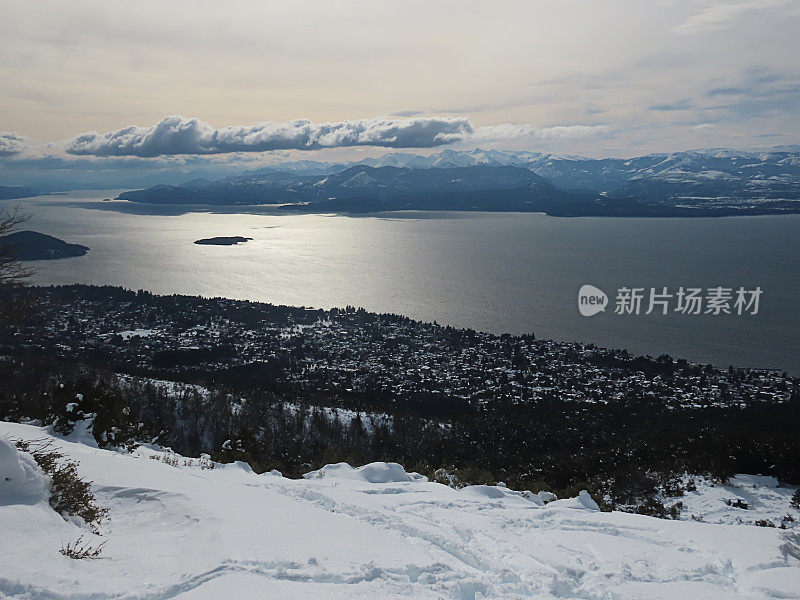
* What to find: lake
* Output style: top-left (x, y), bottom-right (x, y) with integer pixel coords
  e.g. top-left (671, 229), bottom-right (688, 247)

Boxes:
top-left (11, 190), bottom-right (800, 374)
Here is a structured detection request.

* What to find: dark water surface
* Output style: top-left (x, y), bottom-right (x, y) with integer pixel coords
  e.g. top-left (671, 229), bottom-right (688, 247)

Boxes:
top-left (16, 190), bottom-right (800, 374)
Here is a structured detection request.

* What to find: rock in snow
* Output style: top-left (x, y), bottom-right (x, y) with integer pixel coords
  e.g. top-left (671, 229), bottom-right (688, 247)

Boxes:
top-left (1, 420), bottom-right (799, 599)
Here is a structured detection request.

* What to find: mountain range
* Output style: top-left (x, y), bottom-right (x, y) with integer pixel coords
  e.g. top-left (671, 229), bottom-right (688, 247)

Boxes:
top-left (118, 148), bottom-right (800, 217)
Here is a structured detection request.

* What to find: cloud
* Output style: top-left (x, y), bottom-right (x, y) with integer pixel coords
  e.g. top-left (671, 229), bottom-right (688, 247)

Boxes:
top-left (62, 115), bottom-right (610, 157)
top-left (649, 99), bottom-right (694, 111)
top-left (0, 132), bottom-right (27, 157)
top-left (66, 115), bottom-right (474, 157)
top-left (672, 0), bottom-right (793, 35)
top-left (704, 68), bottom-right (800, 118)
top-left (390, 110), bottom-right (426, 117)
top-left (471, 123), bottom-right (610, 141)
top-left (707, 86), bottom-right (748, 97)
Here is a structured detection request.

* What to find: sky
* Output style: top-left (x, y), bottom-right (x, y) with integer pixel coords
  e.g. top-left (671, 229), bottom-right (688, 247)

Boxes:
top-left (1, 0), bottom-right (799, 183)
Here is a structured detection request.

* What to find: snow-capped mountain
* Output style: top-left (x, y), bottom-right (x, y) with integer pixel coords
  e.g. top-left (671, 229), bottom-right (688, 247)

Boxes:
top-left (251, 147), bottom-right (800, 197)
top-left (363, 148), bottom-right (550, 169)
top-left (523, 148), bottom-right (800, 194)
top-left (248, 149), bottom-right (554, 173)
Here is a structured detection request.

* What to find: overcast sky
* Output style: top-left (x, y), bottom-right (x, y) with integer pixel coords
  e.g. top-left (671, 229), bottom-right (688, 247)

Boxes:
top-left (1, 0), bottom-right (799, 169)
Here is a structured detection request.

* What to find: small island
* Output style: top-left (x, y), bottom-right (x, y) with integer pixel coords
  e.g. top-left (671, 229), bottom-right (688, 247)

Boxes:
top-left (194, 236), bottom-right (253, 246)
top-left (0, 230), bottom-right (89, 260)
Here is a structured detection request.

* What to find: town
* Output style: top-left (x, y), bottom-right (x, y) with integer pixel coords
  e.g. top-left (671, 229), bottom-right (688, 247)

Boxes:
top-left (2, 285), bottom-right (795, 414)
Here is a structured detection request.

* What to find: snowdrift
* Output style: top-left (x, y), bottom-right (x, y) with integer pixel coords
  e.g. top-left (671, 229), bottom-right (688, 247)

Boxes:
top-left (303, 461), bottom-right (413, 483)
top-left (0, 438), bottom-right (49, 506)
top-left (1, 421), bottom-right (799, 600)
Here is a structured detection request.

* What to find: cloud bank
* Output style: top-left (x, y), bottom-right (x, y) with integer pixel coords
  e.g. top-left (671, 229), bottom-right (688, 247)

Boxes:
top-left (0, 132), bottom-right (26, 157)
top-left (473, 123), bottom-right (609, 140)
top-left (66, 115), bottom-right (475, 157)
top-left (672, 0), bottom-right (792, 35)
top-left (60, 116), bottom-right (610, 157)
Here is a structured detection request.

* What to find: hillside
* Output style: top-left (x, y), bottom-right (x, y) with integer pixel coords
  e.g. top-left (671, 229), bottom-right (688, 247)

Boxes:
top-left (1, 285), bottom-right (798, 516)
top-left (0, 230), bottom-right (89, 260)
top-left (1, 420), bottom-right (798, 599)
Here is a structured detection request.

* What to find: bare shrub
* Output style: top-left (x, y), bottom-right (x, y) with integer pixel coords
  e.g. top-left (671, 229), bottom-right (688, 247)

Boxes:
top-left (59, 535), bottom-right (107, 559)
top-left (0, 206), bottom-right (33, 287)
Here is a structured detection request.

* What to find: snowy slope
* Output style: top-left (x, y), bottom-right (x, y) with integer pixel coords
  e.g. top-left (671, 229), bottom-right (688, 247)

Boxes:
top-left (670, 475), bottom-right (800, 529)
top-left (1, 421), bottom-right (799, 600)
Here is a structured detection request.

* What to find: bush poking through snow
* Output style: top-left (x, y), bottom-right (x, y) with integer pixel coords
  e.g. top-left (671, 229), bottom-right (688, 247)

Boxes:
top-left (14, 438), bottom-right (107, 529)
top-left (634, 497), bottom-right (684, 519)
top-left (754, 519), bottom-right (777, 528)
top-left (433, 466), bottom-right (496, 489)
top-left (149, 451), bottom-right (214, 470)
top-left (792, 489), bottom-right (800, 511)
top-left (59, 535), bottom-right (107, 559)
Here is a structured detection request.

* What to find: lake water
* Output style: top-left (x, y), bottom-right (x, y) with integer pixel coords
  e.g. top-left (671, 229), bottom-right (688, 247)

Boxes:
top-left (11, 190), bottom-right (800, 374)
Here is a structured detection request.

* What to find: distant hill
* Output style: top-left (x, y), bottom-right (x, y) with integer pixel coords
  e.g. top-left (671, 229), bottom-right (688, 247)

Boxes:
top-left (0, 230), bottom-right (89, 260)
top-left (0, 186), bottom-right (36, 200)
top-left (118, 165), bottom-right (566, 209)
top-left (118, 164), bottom-right (598, 211)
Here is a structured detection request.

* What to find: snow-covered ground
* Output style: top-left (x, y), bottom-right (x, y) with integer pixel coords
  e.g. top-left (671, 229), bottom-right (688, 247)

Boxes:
top-left (1, 421), bottom-right (799, 600)
top-left (670, 475), bottom-right (800, 529)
